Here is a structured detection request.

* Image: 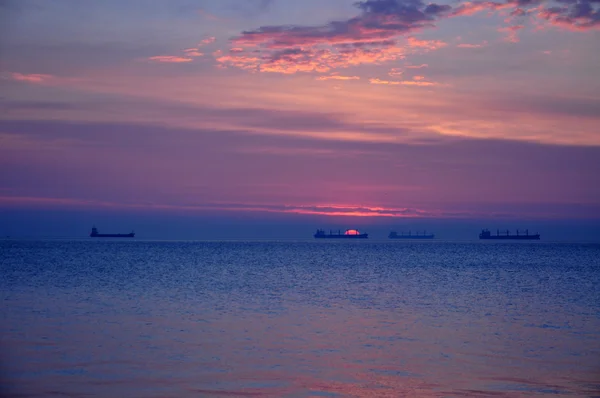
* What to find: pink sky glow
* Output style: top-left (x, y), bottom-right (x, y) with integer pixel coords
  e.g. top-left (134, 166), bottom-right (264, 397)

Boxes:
top-left (0, 0), bottom-right (599, 222)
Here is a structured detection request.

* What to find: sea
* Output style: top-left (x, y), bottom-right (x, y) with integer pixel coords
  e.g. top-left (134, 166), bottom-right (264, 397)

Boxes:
top-left (1, 240), bottom-right (599, 397)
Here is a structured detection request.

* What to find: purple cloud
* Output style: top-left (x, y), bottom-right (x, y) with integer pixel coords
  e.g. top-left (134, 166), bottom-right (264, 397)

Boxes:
top-left (218, 0), bottom-right (452, 73)
top-left (538, 0), bottom-right (600, 30)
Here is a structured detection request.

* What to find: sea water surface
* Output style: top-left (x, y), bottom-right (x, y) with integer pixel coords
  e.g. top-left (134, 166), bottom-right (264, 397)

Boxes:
top-left (1, 240), bottom-right (599, 397)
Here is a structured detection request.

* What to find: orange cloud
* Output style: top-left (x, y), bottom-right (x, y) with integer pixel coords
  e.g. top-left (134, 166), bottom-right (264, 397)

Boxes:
top-left (215, 53), bottom-right (262, 71)
top-left (316, 75), bottom-right (360, 81)
top-left (370, 77), bottom-right (438, 87)
top-left (407, 37), bottom-right (448, 50)
top-left (260, 57), bottom-right (332, 74)
top-left (370, 78), bottom-right (401, 85)
top-left (401, 80), bottom-right (438, 86)
top-left (10, 72), bottom-right (53, 84)
top-left (280, 204), bottom-right (432, 218)
top-left (148, 55), bottom-right (193, 63)
top-left (413, 75), bottom-right (425, 81)
top-left (216, 45), bottom-right (406, 74)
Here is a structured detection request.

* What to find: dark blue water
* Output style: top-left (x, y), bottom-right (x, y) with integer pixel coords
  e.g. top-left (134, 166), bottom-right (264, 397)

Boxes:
top-left (1, 240), bottom-right (599, 397)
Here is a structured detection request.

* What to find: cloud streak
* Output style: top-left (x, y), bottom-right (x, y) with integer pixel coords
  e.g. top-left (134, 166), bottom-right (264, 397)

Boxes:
top-left (183, 49), bottom-right (204, 57)
top-left (370, 77), bottom-right (438, 86)
top-left (316, 74), bottom-right (361, 81)
top-left (457, 41), bottom-right (488, 48)
top-left (148, 36), bottom-right (214, 64)
top-left (0, 194), bottom-right (537, 219)
top-left (8, 72), bottom-right (54, 83)
top-left (1, 117), bottom-right (599, 222)
top-left (148, 55), bottom-right (193, 63)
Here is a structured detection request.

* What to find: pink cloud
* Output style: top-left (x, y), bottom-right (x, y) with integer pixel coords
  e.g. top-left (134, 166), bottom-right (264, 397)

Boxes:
top-left (316, 74), bottom-right (361, 81)
top-left (537, 0), bottom-right (600, 31)
top-left (451, 1), bottom-right (512, 16)
top-left (217, 0), bottom-right (450, 74)
top-left (217, 45), bottom-right (406, 74)
top-left (0, 195), bottom-right (441, 218)
top-left (212, 0), bottom-right (599, 76)
top-left (498, 24), bottom-right (525, 42)
top-left (407, 37), bottom-right (448, 50)
top-left (148, 55), bottom-right (193, 63)
top-left (215, 52), bottom-right (262, 71)
top-left (370, 77), bottom-right (438, 86)
top-left (405, 64), bottom-right (428, 69)
top-left (457, 41), bottom-right (488, 48)
top-left (388, 68), bottom-right (403, 77)
top-left (259, 50), bottom-right (333, 74)
top-left (401, 80), bottom-right (438, 86)
top-left (10, 73), bottom-right (54, 84)
top-left (448, 0), bottom-right (600, 33)
top-left (370, 78), bottom-right (402, 85)
top-left (183, 49), bottom-right (204, 57)
top-left (200, 36), bottom-right (216, 45)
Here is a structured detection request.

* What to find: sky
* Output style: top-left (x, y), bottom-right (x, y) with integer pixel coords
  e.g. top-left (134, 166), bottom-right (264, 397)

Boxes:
top-left (0, 0), bottom-right (599, 239)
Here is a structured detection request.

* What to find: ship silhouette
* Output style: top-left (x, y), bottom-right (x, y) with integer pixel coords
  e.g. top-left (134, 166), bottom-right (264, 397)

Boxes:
top-left (389, 230), bottom-right (434, 239)
top-left (479, 229), bottom-right (540, 240)
top-left (90, 226), bottom-right (135, 238)
top-left (314, 229), bottom-right (368, 239)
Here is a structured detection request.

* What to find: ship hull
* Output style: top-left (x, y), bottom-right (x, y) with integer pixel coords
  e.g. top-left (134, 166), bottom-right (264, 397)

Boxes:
top-left (314, 234), bottom-right (368, 239)
top-left (389, 235), bottom-right (434, 239)
top-left (480, 235), bottom-right (539, 240)
top-left (91, 233), bottom-right (135, 238)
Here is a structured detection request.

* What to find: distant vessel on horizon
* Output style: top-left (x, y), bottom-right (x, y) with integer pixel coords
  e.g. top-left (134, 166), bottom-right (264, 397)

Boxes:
top-left (314, 229), bottom-right (368, 239)
top-left (90, 226), bottom-right (135, 238)
top-left (479, 229), bottom-right (540, 240)
top-left (389, 231), bottom-right (435, 239)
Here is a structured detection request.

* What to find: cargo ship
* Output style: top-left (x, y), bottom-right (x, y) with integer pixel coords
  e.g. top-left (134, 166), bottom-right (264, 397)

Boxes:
top-left (389, 231), bottom-right (434, 239)
top-left (90, 226), bottom-right (135, 238)
top-left (314, 229), bottom-right (368, 239)
top-left (479, 229), bottom-right (540, 240)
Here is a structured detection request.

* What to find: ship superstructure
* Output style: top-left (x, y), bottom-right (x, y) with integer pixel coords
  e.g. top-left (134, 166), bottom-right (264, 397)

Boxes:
top-left (479, 229), bottom-right (540, 240)
top-left (389, 231), bottom-right (434, 239)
